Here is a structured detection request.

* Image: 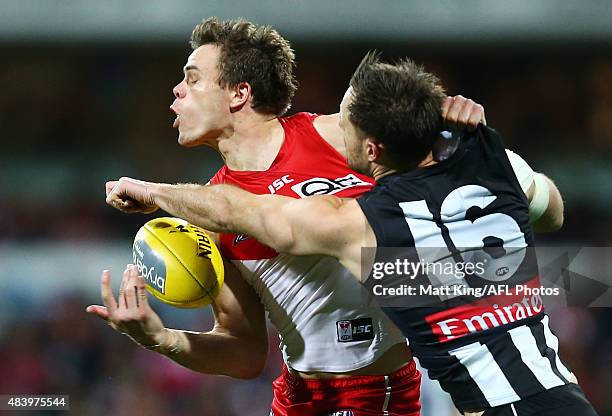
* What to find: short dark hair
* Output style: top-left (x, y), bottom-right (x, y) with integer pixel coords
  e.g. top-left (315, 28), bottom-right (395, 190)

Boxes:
top-left (349, 51), bottom-right (446, 168)
top-left (190, 17), bottom-right (298, 116)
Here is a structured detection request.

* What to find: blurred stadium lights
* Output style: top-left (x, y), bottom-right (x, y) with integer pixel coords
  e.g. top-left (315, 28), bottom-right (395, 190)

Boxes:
top-left (1, 0), bottom-right (612, 43)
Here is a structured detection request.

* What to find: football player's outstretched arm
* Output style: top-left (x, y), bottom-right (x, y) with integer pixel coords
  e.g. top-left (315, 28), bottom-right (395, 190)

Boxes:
top-left (105, 177), bottom-right (368, 279)
top-left (86, 262), bottom-right (268, 379)
top-left (153, 182), bottom-right (369, 278)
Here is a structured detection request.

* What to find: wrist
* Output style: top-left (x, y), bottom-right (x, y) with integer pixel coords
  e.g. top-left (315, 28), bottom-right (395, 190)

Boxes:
top-left (140, 328), bottom-right (182, 355)
top-left (148, 182), bottom-right (166, 207)
top-left (528, 173), bottom-right (550, 222)
top-left (149, 182), bottom-right (180, 214)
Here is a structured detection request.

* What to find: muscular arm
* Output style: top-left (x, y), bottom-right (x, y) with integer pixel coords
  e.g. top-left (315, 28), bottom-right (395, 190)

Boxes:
top-left (87, 261), bottom-right (268, 379)
top-left (106, 177), bottom-right (369, 278)
top-left (150, 183), bottom-right (367, 274)
top-left (160, 261), bottom-right (268, 378)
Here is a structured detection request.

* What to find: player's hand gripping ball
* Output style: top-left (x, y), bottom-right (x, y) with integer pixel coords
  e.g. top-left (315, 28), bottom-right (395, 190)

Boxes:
top-left (133, 217), bottom-right (224, 308)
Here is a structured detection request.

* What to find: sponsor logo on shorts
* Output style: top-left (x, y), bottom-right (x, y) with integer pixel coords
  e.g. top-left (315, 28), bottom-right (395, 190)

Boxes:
top-left (336, 318), bottom-right (374, 342)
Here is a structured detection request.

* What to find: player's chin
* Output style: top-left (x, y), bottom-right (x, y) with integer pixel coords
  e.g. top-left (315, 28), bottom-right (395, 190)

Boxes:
top-left (177, 133), bottom-right (199, 148)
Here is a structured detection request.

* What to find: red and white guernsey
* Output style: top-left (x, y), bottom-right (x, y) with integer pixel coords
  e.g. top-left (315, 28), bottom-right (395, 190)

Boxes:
top-left (209, 112), bottom-right (406, 372)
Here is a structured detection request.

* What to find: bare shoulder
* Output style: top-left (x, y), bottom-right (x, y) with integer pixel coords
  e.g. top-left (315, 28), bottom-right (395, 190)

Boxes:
top-left (312, 113), bottom-right (345, 157)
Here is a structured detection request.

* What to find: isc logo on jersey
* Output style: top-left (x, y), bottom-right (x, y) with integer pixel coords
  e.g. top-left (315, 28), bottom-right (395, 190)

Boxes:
top-left (336, 318), bottom-right (374, 342)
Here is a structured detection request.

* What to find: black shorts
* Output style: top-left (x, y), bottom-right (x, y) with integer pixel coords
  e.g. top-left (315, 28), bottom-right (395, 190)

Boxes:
top-left (481, 384), bottom-right (598, 416)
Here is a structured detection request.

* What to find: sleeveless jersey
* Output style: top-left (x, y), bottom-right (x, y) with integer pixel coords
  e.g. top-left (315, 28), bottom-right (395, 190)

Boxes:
top-left (209, 112), bottom-right (406, 373)
top-left (357, 125), bottom-right (574, 411)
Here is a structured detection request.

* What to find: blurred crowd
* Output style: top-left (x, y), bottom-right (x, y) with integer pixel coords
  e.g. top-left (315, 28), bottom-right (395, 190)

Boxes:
top-left (0, 40), bottom-right (611, 415)
top-left (0, 293), bottom-right (283, 416)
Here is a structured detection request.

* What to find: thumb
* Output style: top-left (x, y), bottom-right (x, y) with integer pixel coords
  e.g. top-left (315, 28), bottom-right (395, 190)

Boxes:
top-left (106, 181), bottom-right (118, 197)
top-left (86, 305), bottom-right (110, 320)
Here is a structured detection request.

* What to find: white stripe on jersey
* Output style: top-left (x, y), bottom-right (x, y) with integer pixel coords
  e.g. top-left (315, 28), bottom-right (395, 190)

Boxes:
top-left (449, 342), bottom-right (521, 407)
top-left (508, 324), bottom-right (566, 389)
top-left (541, 316), bottom-right (575, 382)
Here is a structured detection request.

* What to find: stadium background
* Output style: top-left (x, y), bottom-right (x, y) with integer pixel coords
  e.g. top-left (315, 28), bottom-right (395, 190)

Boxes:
top-left (1, 1), bottom-right (611, 415)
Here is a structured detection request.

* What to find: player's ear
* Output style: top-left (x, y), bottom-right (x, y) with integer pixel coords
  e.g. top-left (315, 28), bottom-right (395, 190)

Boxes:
top-left (229, 82), bottom-right (251, 112)
top-left (365, 138), bottom-right (384, 162)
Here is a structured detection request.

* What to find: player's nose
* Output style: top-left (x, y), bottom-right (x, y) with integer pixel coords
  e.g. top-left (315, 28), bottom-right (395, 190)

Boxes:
top-left (172, 82), bottom-right (185, 99)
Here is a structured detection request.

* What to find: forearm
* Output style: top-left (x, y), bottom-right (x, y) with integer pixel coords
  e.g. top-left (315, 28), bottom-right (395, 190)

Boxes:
top-left (151, 327), bottom-right (267, 379)
top-left (150, 182), bottom-right (291, 251)
top-left (506, 150), bottom-right (564, 233)
top-left (531, 175), bottom-right (564, 233)
top-left (151, 183), bottom-right (242, 234)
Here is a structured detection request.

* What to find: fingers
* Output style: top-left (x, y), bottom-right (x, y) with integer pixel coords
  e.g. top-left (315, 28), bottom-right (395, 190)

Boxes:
top-left (443, 96), bottom-right (468, 129)
top-left (125, 266), bottom-right (139, 309)
top-left (136, 275), bottom-right (148, 308)
top-left (100, 270), bottom-right (118, 312)
top-left (458, 101), bottom-right (485, 130)
top-left (119, 265), bottom-right (147, 309)
top-left (467, 105), bottom-right (485, 128)
top-left (92, 265), bottom-right (161, 343)
top-left (118, 266), bottom-right (131, 309)
top-left (106, 179), bottom-right (129, 212)
top-left (105, 181), bottom-right (117, 197)
top-left (86, 305), bottom-right (110, 320)
top-left (441, 96), bottom-right (453, 120)
top-left (105, 177), bottom-right (159, 214)
top-left (457, 101), bottom-right (473, 126)
top-left (106, 179), bottom-right (137, 208)
top-left (105, 177), bottom-right (130, 205)
top-left (443, 95), bottom-right (486, 131)
top-left (477, 109), bottom-right (486, 126)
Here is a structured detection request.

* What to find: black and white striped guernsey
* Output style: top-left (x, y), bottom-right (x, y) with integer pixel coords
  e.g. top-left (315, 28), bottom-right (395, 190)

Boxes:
top-left (357, 125), bottom-right (574, 412)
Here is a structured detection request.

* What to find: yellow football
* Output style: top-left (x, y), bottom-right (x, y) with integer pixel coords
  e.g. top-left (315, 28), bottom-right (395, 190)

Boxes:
top-left (132, 217), bottom-right (224, 308)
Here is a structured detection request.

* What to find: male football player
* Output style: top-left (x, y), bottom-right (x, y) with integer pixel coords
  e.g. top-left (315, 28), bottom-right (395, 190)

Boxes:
top-left (105, 53), bottom-right (598, 416)
top-left (90, 18), bottom-right (484, 416)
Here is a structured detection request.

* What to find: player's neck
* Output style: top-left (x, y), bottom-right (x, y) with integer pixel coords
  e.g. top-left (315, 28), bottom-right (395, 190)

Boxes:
top-left (217, 113), bottom-right (285, 171)
top-left (371, 152), bottom-right (437, 181)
